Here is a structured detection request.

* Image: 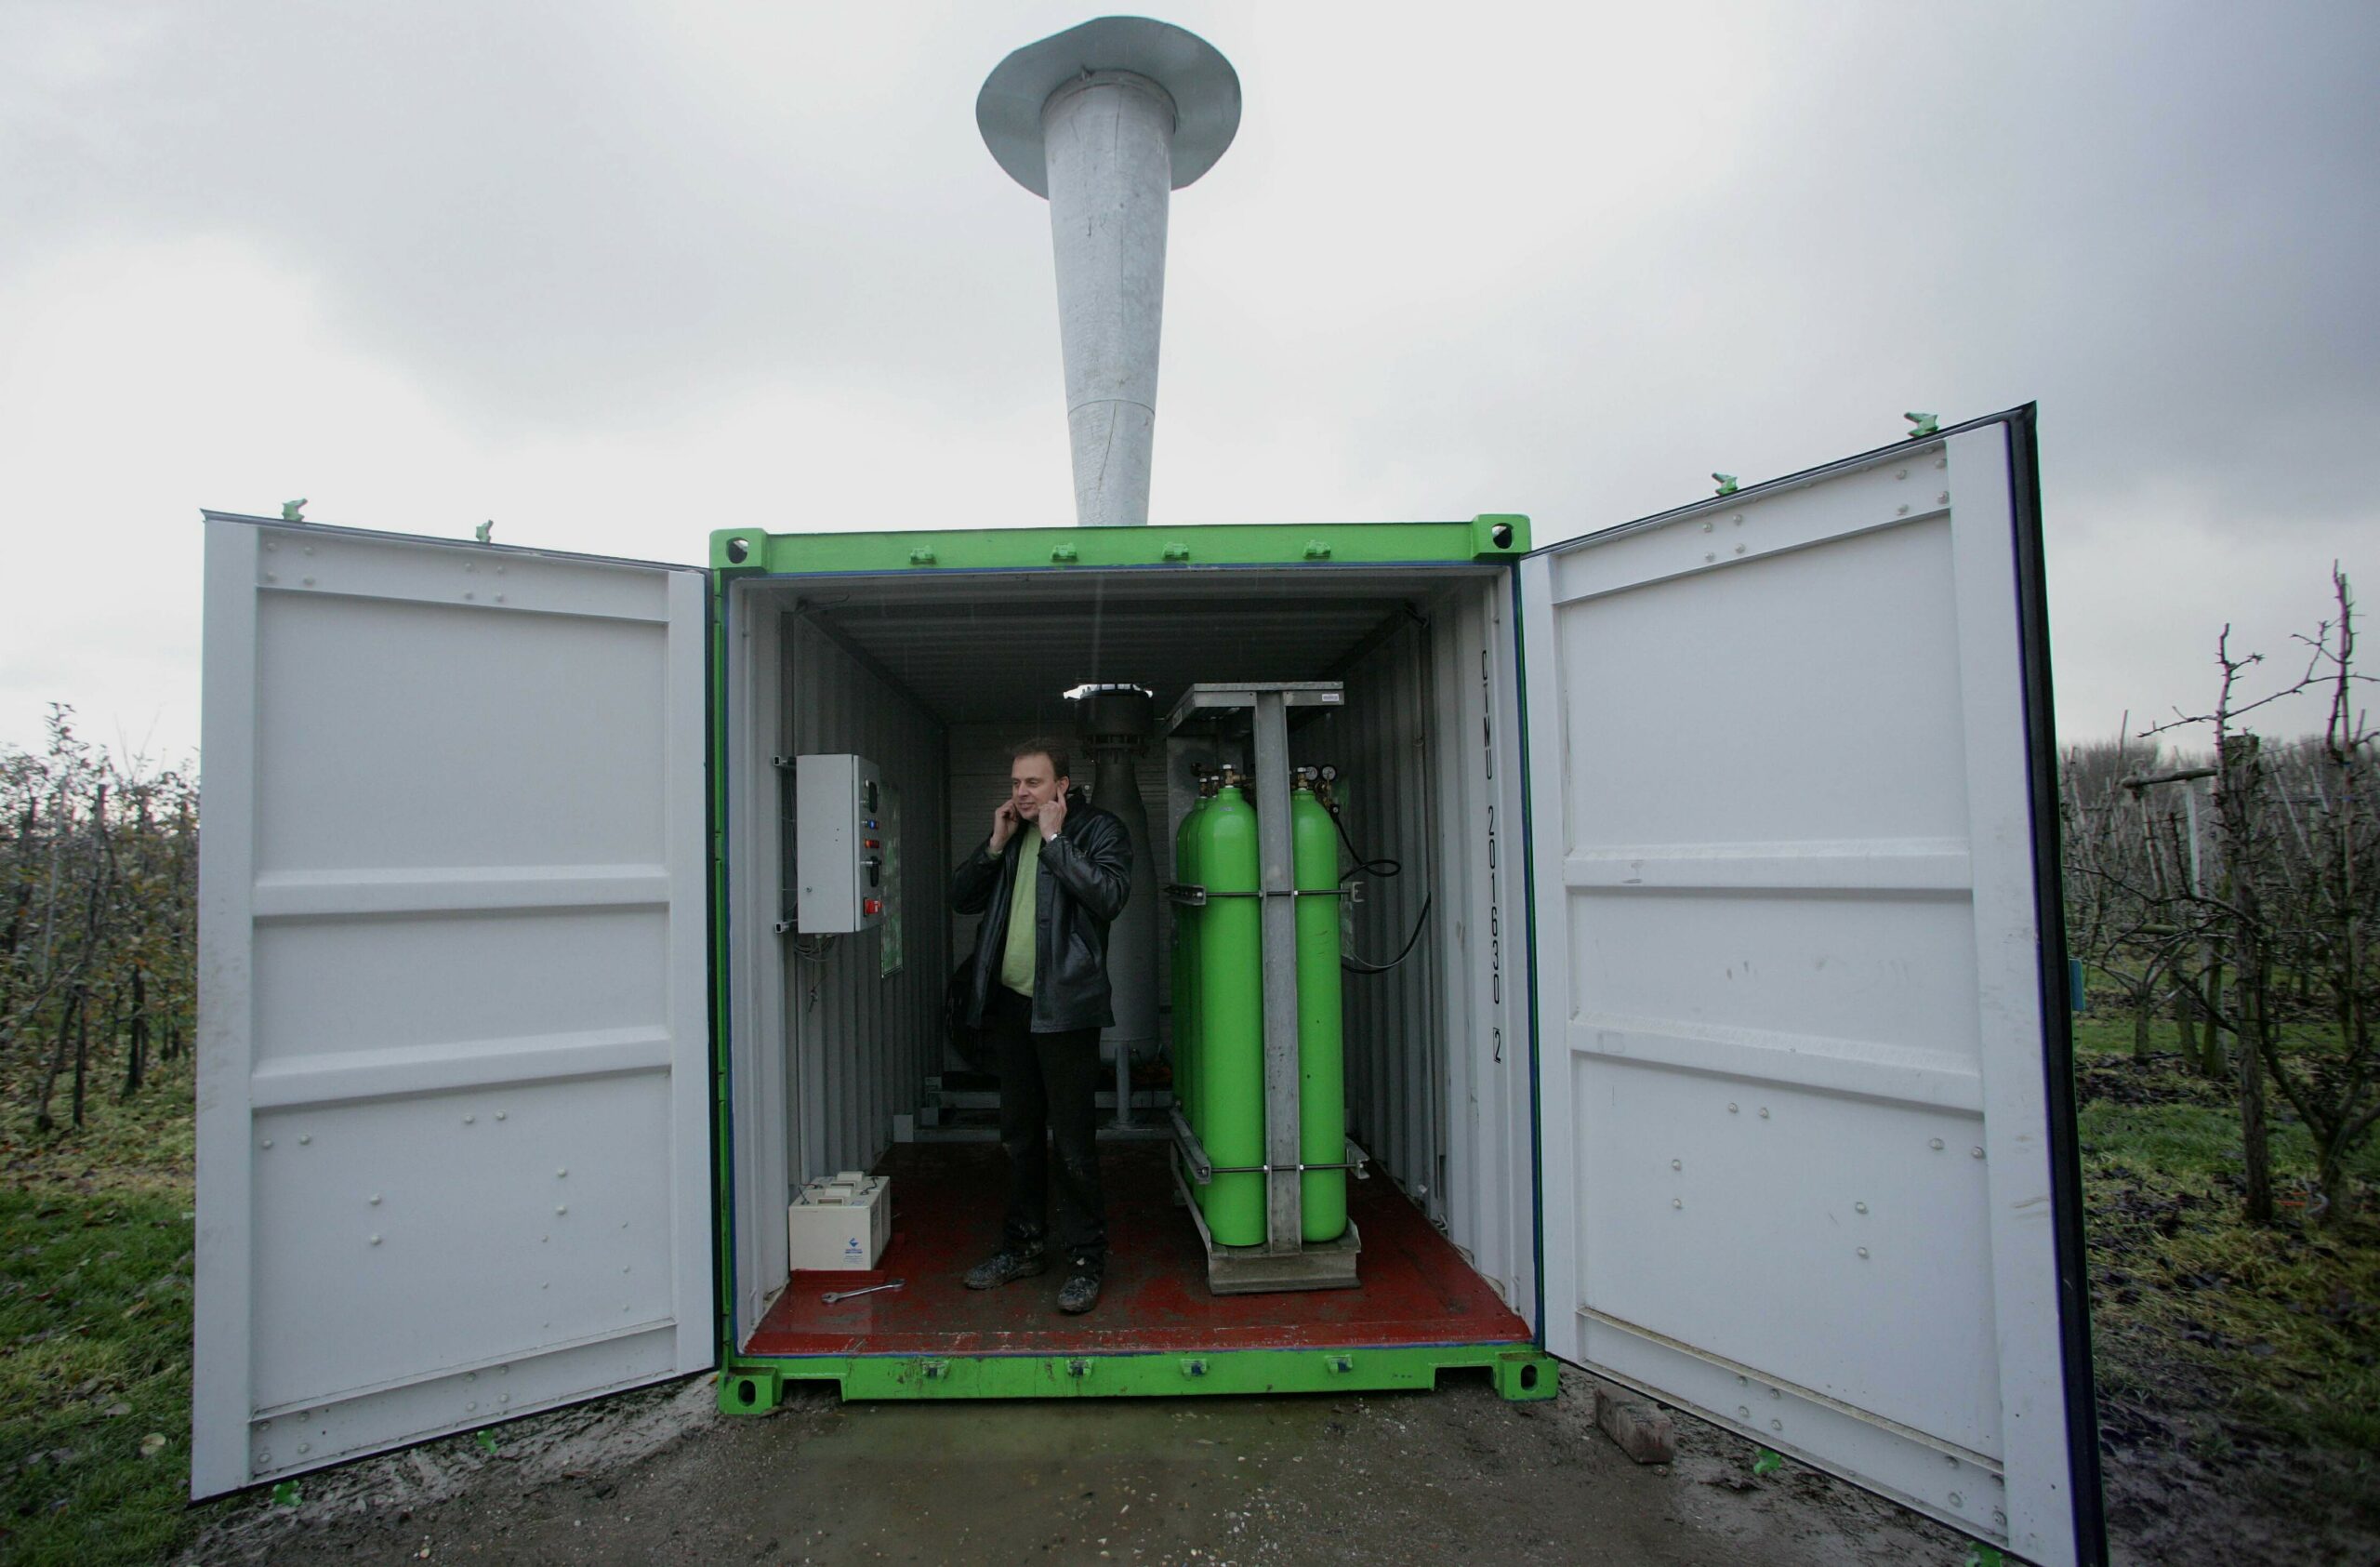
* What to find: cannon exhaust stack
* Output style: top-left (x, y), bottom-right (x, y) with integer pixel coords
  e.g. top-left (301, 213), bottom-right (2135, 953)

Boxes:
top-left (977, 17), bottom-right (1241, 527)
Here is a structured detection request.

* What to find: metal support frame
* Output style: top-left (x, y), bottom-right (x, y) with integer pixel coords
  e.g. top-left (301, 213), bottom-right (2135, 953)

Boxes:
top-left (1169, 1105), bottom-right (1372, 1183)
top-left (1168, 1146), bottom-right (1361, 1293)
top-left (1165, 885), bottom-right (1349, 905)
top-left (1249, 689), bottom-right (1302, 1255)
top-left (1114, 1019), bottom-right (1135, 1130)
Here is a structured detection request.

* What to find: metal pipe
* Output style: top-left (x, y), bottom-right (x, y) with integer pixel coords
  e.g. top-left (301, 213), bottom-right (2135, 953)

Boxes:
top-left (1077, 684), bottom-right (1159, 1121)
top-left (977, 19), bottom-right (1241, 528)
top-left (1043, 71), bottom-right (1172, 529)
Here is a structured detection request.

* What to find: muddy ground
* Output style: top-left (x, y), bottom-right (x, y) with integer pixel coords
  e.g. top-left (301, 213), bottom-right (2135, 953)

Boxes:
top-left (2096, 1374), bottom-right (2375, 1567)
top-left (180, 1340), bottom-right (2380, 1567)
top-left (188, 1369), bottom-right (1991, 1567)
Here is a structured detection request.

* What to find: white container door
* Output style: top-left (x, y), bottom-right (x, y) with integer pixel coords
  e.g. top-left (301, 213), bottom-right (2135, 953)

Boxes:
top-left (192, 515), bottom-right (716, 1498)
top-left (1520, 412), bottom-right (2098, 1566)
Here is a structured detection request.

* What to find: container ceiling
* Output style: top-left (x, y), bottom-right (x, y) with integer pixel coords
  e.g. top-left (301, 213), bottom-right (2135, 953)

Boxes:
top-left (770, 567), bottom-right (1489, 724)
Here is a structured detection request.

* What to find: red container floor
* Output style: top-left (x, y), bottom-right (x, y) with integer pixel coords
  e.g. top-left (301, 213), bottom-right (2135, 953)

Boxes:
top-left (745, 1140), bottom-right (1532, 1359)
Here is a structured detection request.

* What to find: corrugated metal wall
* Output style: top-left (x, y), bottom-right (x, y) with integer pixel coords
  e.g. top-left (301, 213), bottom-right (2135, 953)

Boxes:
top-left (779, 613), bottom-right (948, 1184)
top-left (1424, 579), bottom-right (1532, 1301)
top-left (1293, 615), bottom-right (1445, 1220)
top-left (726, 591), bottom-right (788, 1335)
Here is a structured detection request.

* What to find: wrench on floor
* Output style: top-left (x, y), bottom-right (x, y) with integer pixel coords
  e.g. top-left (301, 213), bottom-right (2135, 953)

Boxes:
top-left (821, 1278), bottom-right (906, 1306)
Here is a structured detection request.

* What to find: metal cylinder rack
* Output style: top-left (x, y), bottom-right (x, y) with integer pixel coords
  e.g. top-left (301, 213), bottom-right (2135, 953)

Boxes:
top-left (1162, 683), bottom-right (1364, 1294)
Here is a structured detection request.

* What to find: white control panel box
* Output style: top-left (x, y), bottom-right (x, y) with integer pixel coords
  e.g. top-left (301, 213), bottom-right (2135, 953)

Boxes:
top-left (786, 1172), bottom-right (892, 1271)
top-left (794, 753), bottom-right (887, 933)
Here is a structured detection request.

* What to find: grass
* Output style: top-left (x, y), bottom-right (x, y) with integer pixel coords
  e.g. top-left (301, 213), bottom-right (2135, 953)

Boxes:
top-left (2071, 1014), bottom-right (2380, 1471)
top-left (0, 1055), bottom-right (198, 1566)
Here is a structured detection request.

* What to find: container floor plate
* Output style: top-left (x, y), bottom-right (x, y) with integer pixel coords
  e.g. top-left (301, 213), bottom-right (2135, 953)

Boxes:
top-left (745, 1142), bottom-right (1529, 1357)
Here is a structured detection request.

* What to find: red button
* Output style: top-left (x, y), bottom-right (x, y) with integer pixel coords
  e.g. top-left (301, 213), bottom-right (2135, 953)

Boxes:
top-left (863, 898), bottom-right (882, 916)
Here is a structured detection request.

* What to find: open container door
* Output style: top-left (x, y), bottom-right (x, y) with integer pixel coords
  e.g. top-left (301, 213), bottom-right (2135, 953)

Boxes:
top-left (1518, 409), bottom-right (2101, 1565)
top-left (192, 515), bottom-right (716, 1498)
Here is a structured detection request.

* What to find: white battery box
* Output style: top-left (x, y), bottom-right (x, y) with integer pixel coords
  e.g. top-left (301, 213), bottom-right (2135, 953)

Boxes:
top-left (787, 1171), bottom-right (892, 1271)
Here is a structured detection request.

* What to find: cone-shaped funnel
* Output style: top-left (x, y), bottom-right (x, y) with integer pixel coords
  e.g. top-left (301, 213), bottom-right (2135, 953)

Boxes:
top-left (979, 18), bottom-right (1240, 527)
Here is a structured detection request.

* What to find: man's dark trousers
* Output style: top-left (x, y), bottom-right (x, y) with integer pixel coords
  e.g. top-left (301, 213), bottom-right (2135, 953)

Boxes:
top-left (985, 985), bottom-right (1105, 1275)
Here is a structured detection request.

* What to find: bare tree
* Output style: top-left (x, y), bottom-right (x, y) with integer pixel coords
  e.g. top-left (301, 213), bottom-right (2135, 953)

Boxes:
top-left (2131, 570), bottom-right (2380, 1225)
top-left (2293, 573), bottom-right (2380, 1207)
top-left (2062, 735), bottom-right (2195, 1057)
top-left (1, 707), bottom-right (198, 1133)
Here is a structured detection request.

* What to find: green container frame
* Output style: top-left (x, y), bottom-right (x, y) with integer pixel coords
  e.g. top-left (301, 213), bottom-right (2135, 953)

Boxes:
top-left (715, 1344), bottom-right (1560, 1413)
top-left (707, 515), bottom-right (1529, 577)
top-left (705, 516), bottom-right (1553, 1411)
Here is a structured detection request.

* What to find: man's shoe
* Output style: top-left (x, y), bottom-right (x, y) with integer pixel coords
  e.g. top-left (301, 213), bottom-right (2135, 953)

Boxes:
top-left (963, 1248), bottom-right (1047, 1290)
top-left (1056, 1270), bottom-right (1102, 1314)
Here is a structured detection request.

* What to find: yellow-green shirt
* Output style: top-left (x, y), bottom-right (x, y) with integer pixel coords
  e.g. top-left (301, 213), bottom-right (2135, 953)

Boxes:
top-left (998, 826), bottom-right (1041, 995)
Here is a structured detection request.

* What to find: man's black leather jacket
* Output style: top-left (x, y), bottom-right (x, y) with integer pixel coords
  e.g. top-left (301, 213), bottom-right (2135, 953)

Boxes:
top-left (949, 791), bottom-right (1133, 1035)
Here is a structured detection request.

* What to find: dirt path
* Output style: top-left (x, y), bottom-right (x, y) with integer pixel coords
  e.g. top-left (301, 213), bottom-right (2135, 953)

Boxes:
top-left (187, 1370), bottom-right (1985, 1566)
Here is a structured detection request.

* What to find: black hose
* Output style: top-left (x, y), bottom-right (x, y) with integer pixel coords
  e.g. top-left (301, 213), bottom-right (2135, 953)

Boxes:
top-left (1326, 796), bottom-right (1424, 972)
top-left (1342, 894), bottom-right (1431, 975)
top-left (1329, 799), bottom-right (1399, 883)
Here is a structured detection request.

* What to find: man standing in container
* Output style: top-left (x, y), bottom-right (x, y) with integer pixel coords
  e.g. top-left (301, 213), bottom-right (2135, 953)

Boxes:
top-left (949, 738), bottom-right (1132, 1314)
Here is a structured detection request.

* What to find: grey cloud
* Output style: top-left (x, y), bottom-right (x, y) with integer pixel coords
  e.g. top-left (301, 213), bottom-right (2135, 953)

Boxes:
top-left (5, 4), bottom-right (1065, 432)
top-left (3, 1), bottom-right (2373, 748)
top-left (19, 4), bottom-right (2371, 519)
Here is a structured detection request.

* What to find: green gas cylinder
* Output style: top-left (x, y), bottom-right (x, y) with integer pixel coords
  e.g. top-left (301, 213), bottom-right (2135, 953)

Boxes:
top-left (1170, 782), bottom-right (1210, 1144)
top-left (1291, 782), bottom-right (1348, 1242)
top-left (1190, 781), bottom-right (1264, 1246)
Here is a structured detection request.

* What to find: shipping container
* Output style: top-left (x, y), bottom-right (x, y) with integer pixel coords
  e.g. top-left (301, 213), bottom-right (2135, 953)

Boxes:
top-left (192, 406), bottom-right (2102, 1566)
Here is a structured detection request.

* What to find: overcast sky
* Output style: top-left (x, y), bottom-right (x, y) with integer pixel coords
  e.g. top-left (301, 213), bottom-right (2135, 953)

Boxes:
top-left (3, 1), bottom-right (2373, 766)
